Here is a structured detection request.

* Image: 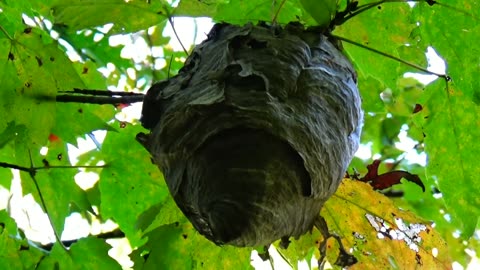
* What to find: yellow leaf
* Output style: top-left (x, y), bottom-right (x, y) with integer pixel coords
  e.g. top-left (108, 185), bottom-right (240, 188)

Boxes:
top-left (322, 179), bottom-right (452, 269)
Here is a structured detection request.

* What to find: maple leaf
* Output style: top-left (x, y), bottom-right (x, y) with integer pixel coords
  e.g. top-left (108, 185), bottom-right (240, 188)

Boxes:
top-left (359, 160), bottom-right (425, 192)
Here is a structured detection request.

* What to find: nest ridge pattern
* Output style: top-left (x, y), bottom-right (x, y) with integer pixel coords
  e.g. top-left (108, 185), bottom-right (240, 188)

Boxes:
top-left (140, 23), bottom-right (363, 247)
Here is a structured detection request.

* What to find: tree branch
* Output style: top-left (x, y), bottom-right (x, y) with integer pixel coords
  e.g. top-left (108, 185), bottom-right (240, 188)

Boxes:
top-left (55, 95), bottom-right (144, 104)
top-left (35, 89), bottom-right (145, 105)
top-left (37, 229), bottom-right (126, 251)
top-left (0, 161), bottom-right (106, 172)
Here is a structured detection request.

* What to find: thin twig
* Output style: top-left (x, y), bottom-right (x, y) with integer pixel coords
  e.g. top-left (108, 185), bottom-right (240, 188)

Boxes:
top-left (272, 0), bottom-right (288, 24)
top-left (167, 54), bottom-right (174, 79)
top-left (1, 158), bottom-right (108, 250)
top-left (192, 18), bottom-right (198, 48)
top-left (330, 34), bottom-right (449, 80)
top-left (161, 3), bottom-right (189, 66)
top-left (0, 162), bottom-right (32, 173)
top-left (165, 10), bottom-right (188, 55)
top-left (36, 165), bottom-right (106, 170)
top-left (27, 151), bottom-right (67, 251)
top-left (0, 25), bottom-right (13, 40)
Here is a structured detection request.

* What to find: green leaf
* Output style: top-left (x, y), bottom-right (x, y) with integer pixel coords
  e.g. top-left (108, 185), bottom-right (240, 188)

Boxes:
top-left (0, 3), bottom-right (26, 38)
top-left (0, 144), bottom-right (16, 189)
top-left (50, 60), bottom-right (117, 145)
top-left (52, 0), bottom-right (168, 33)
top-left (177, 0), bottom-right (318, 25)
top-left (0, 27), bottom-right (85, 148)
top-left (20, 139), bottom-right (92, 237)
top-left (214, 0), bottom-right (304, 25)
top-left (37, 237), bottom-right (121, 270)
top-left (300, 0), bottom-right (336, 27)
top-left (277, 230), bottom-right (320, 268)
top-left (422, 81), bottom-right (480, 237)
top-left (335, 2), bottom-right (421, 91)
top-left (70, 237), bottom-right (122, 270)
top-left (411, 1), bottom-right (480, 237)
top-left (0, 210), bottom-right (45, 269)
top-left (0, 25), bottom-right (91, 236)
top-left (133, 222), bottom-right (252, 269)
top-left (0, 122), bottom-right (26, 149)
top-left (136, 194), bottom-right (186, 236)
top-left (52, 103), bottom-right (116, 145)
top-left (73, 61), bottom-right (111, 89)
top-left (357, 76), bottom-right (387, 113)
top-left (175, 0), bottom-right (223, 17)
top-left (55, 28), bottom-right (132, 71)
top-left (99, 123), bottom-right (168, 247)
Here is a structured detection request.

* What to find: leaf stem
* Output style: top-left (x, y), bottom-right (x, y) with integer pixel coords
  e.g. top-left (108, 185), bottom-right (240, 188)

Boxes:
top-left (0, 25), bottom-right (13, 40)
top-left (169, 17), bottom-right (188, 55)
top-left (36, 165), bottom-right (107, 170)
top-left (1, 158), bottom-right (108, 250)
top-left (330, 34), bottom-right (449, 80)
top-left (272, 0), bottom-right (288, 24)
top-left (27, 151), bottom-right (67, 251)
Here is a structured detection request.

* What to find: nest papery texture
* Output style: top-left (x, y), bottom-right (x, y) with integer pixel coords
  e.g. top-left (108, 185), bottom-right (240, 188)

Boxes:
top-left (140, 23), bottom-right (363, 247)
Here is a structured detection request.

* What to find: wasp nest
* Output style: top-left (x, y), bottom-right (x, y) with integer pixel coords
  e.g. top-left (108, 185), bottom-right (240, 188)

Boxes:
top-left (138, 22), bottom-right (363, 247)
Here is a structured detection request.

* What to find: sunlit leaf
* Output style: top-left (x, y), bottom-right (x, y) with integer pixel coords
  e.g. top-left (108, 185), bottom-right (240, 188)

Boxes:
top-left (214, 0), bottom-right (305, 25)
top-left (99, 123), bottom-right (168, 247)
top-left (0, 210), bottom-right (45, 269)
top-left (300, 0), bottom-right (336, 27)
top-left (322, 179), bottom-right (451, 269)
top-left (52, 0), bottom-right (168, 33)
top-left (36, 237), bottom-right (121, 270)
top-left (132, 222), bottom-right (252, 269)
top-left (20, 138), bottom-right (92, 237)
top-left (175, 0), bottom-right (222, 17)
top-left (410, 1), bottom-right (480, 237)
top-left (335, 2), bottom-right (423, 90)
top-left (1, 28), bottom-right (62, 147)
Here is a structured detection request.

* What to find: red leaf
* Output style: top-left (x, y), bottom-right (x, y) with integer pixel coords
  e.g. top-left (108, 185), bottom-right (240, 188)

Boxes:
top-left (48, 133), bottom-right (61, 143)
top-left (359, 160), bottom-right (425, 192)
top-left (116, 103), bottom-right (130, 110)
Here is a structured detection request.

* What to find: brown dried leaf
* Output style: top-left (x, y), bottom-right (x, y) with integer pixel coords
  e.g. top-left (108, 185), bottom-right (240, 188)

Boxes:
top-left (360, 159), bottom-right (425, 192)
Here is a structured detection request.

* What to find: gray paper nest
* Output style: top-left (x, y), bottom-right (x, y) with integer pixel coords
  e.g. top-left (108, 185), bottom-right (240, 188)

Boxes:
top-left (138, 23), bottom-right (363, 247)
